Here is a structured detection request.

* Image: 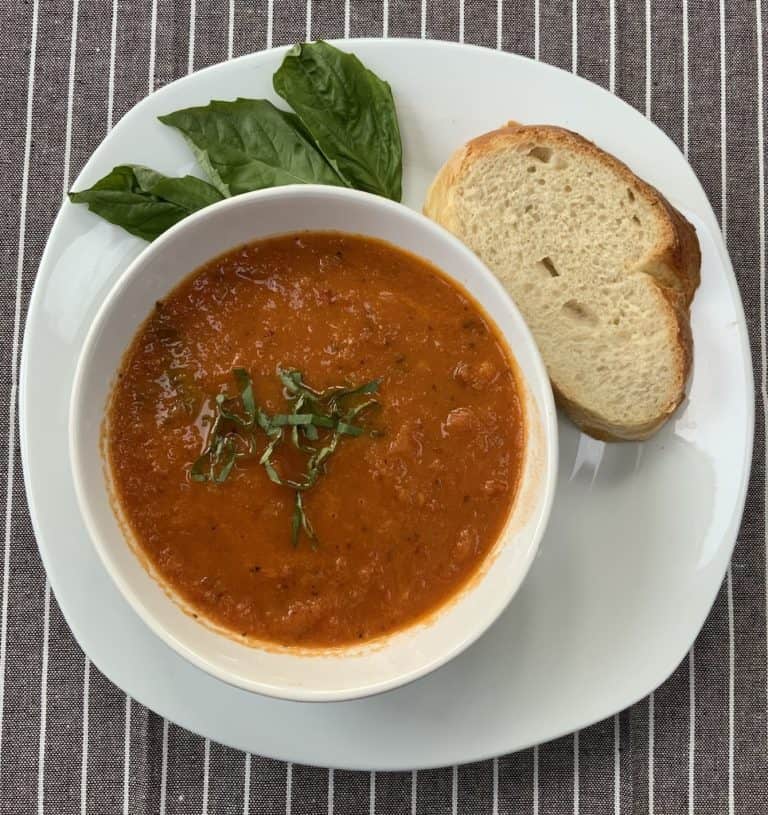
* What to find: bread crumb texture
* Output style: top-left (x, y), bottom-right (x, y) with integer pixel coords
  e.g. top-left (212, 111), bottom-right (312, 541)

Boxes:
top-left (424, 125), bottom-right (701, 441)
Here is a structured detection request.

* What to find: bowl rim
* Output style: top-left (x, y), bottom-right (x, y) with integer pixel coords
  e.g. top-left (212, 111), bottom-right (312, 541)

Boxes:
top-left (68, 184), bottom-right (559, 702)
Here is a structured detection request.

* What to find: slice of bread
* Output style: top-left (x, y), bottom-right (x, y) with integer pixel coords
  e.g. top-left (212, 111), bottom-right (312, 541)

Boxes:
top-left (424, 123), bottom-right (701, 441)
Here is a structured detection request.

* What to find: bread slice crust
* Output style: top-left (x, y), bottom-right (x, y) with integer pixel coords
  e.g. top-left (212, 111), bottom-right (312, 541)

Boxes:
top-left (424, 123), bottom-right (701, 441)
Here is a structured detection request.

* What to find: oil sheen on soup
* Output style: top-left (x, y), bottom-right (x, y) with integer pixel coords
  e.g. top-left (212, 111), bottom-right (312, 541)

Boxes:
top-left (108, 232), bottom-right (525, 648)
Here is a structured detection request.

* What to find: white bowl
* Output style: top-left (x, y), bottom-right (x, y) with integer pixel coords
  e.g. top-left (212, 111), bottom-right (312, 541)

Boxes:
top-left (69, 185), bottom-right (558, 702)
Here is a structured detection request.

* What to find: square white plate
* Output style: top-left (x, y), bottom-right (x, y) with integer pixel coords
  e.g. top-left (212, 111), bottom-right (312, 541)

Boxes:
top-left (20, 39), bottom-right (753, 770)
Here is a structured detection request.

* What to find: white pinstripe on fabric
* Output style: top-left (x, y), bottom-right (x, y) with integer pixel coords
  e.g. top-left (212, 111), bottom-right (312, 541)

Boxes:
top-left (648, 692), bottom-right (654, 815)
top-left (532, 744), bottom-right (539, 815)
top-left (457, 0), bottom-right (463, 43)
top-left (228, 0), bottom-right (234, 59)
top-left (573, 730), bottom-right (579, 814)
top-left (188, 0), bottom-right (196, 74)
top-left (267, 0), bottom-right (274, 48)
top-left (451, 765), bottom-right (457, 815)
top-left (571, 0), bottom-right (578, 72)
top-left (148, 0), bottom-right (158, 92)
top-left (0, 0), bottom-right (38, 772)
top-left (344, 0), bottom-right (350, 38)
top-left (614, 714), bottom-right (620, 814)
top-left (286, 761), bottom-right (293, 815)
top-left (202, 737), bottom-right (211, 814)
top-left (306, 0), bottom-right (312, 41)
top-left (62, 0), bottom-right (79, 201)
top-left (533, 0), bottom-right (540, 60)
top-left (122, 697), bottom-right (131, 815)
top-left (727, 568), bottom-right (735, 815)
top-left (492, 756), bottom-right (498, 815)
top-left (107, 0), bottom-right (118, 130)
top-left (79, 659), bottom-right (89, 815)
top-left (328, 767), bottom-right (334, 815)
top-left (411, 770), bottom-right (417, 815)
top-left (383, 0), bottom-right (389, 38)
top-left (420, 0), bottom-right (426, 39)
top-left (756, 0), bottom-right (767, 778)
top-left (682, 0), bottom-right (689, 158)
top-left (645, 0), bottom-right (651, 118)
top-left (719, 0), bottom-right (728, 244)
top-left (36, 582), bottom-right (50, 815)
top-left (370, 770), bottom-right (377, 814)
top-left (689, 648), bottom-right (695, 814)
top-left (159, 718), bottom-right (169, 815)
top-left (608, 0), bottom-right (615, 93)
top-left (243, 753), bottom-right (251, 815)
top-left (496, 0), bottom-right (502, 50)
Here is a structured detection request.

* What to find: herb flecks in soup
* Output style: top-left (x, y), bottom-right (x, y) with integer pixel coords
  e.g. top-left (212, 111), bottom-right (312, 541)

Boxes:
top-left (108, 232), bottom-right (525, 647)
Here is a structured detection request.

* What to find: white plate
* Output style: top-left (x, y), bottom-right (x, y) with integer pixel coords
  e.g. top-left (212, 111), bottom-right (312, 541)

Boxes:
top-left (20, 40), bottom-right (753, 770)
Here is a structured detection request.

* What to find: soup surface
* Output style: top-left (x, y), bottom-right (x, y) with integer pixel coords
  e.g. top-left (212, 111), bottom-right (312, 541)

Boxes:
top-left (108, 232), bottom-right (525, 647)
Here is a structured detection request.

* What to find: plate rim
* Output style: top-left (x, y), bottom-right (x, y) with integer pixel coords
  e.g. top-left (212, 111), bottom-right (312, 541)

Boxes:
top-left (19, 38), bottom-right (755, 770)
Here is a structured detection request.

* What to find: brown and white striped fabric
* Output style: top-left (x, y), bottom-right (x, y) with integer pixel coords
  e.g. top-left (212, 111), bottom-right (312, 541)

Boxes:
top-left (0, 1), bottom-right (766, 813)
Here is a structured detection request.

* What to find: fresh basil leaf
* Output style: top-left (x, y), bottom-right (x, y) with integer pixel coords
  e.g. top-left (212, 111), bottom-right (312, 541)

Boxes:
top-left (214, 438), bottom-right (238, 483)
top-left (270, 413), bottom-right (335, 428)
top-left (335, 421), bottom-right (363, 436)
top-left (232, 369), bottom-right (256, 419)
top-left (158, 99), bottom-right (347, 195)
top-left (68, 164), bottom-right (224, 241)
top-left (273, 41), bottom-right (403, 201)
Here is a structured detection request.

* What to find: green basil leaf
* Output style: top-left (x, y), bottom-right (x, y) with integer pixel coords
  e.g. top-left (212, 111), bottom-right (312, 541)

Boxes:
top-left (214, 439), bottom-right (238, 483)
top-left (273, 41), bottom-right (403, 201)
top-left (269, 413), bottom-right (335, 428)
top-left (158, 99), bottom-right (347, 195)
top-left (335, 421), bottom-right (363, 436)
top-left (69, 164), bottom-right (225, 241)
top-left (232, 368), bottom-right (256, 422)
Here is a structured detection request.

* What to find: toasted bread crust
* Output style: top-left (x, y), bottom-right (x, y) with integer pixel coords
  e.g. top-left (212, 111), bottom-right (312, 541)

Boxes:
top-left (424, 123), bottom-right (701, 442)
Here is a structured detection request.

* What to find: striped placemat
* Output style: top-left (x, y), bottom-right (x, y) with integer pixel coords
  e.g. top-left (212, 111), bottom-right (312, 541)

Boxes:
top-left (1, 1), bottom-right (766, 813)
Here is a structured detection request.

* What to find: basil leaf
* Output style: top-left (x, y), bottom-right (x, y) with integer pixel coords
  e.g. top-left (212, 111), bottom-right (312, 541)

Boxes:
top-left (270, 413), bottom-right (335, 428)
top-left (291, 492), bottom-right (316, 548)
top-left (279, 368), bottom-right (322, 399)
top-left (69, 165), bottom-right (224, 241)
top-left (273, 41), bottom-right (403, 201)
top-left (214, 438), bottom-right (237, 483)
top-left (336, 421), bottom-right (363, 436)
top-left (232, 368), bottom-right (256, 422)
top-left (158, 99), bottom-right (346, 195)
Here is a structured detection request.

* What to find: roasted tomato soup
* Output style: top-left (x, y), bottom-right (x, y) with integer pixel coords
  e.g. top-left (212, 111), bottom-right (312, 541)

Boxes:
top-left (108, 232), bottom-right (525, 648)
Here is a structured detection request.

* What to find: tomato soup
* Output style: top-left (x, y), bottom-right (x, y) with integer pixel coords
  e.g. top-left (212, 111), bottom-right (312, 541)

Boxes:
top-left (107, 232), bottom-right (525, 647)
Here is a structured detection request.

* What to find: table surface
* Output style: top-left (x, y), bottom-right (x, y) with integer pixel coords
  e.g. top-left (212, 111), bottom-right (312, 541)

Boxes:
top-left (1, 1), bottom-right (766, 813)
